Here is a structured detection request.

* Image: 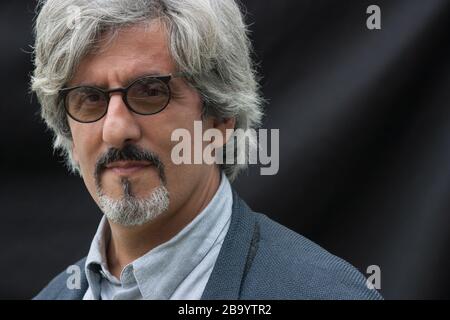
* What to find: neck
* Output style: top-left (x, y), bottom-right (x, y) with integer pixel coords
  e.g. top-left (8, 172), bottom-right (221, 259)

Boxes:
top-left (106, 169), bottom-right (221, 279)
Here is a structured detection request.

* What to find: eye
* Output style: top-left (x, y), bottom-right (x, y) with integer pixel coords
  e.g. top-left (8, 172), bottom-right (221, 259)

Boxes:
top-left (144, 88), bottom-right (160, 96)
top-left (129, 79), bottom-right (169, 99)
top-left (140, 85), bottom-right (163, 96)
top-left (68, 88), bottom-right (106, 109)
top-left (84, 93), bottom-right (102, 103)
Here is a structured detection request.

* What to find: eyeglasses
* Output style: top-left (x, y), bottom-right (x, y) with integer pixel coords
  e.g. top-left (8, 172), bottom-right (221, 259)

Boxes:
top-left (59, 74), bottom-right (182, 123)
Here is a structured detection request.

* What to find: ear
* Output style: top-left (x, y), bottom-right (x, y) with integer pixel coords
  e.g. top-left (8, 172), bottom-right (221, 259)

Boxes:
top-left (213, 117), bottom-right (236, 147)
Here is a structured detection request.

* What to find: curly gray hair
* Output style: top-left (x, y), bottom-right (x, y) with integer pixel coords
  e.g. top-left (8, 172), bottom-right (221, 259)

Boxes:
top-left (31, 0), bottom-right (264, 181)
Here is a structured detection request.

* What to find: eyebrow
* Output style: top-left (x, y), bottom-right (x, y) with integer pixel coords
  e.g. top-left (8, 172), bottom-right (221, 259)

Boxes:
top-left (70, 70), bottom-right (170, 88)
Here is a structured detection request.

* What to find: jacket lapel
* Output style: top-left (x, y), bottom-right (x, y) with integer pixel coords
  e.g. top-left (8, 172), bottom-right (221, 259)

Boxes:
top-left (201, 188), bottom-right (258, 300)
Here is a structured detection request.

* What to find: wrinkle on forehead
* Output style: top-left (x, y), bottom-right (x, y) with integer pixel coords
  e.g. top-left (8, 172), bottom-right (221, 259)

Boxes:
top-left (68, 20), bottom-right (175, 88)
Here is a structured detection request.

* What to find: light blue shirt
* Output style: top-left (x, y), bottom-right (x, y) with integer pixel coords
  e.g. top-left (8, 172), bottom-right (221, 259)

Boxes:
top-left (83, 172), bottom-right (232, 300)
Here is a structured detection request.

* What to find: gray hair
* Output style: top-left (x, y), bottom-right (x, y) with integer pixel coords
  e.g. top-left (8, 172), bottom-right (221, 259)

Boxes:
top-left (31, 0), bottom-right (264, 181)
top-left (98, 185), bottom-right (170, 226)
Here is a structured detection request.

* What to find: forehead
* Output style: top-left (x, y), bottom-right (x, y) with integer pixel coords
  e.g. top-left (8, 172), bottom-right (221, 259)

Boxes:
top-left (70, 21), bottom-right (175, 87)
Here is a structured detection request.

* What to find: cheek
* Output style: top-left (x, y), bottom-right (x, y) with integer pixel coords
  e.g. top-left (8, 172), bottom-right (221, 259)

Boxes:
top-left (70, 121), bottom-right (103, 177)
top-left (140, 89), bottom-right (204, 157)
top-left (137, 97), bottom-right (204, 183)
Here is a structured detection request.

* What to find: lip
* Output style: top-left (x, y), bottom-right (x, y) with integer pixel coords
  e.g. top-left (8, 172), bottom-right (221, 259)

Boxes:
top-left (105, 161), bottom-right (152, 176)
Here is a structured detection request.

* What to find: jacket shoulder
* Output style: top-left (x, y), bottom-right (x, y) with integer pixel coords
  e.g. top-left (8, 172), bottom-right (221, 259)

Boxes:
top-left (33, 257), bottom-right (88, 300)
top-left (240, 213), bottom-right (383, 300)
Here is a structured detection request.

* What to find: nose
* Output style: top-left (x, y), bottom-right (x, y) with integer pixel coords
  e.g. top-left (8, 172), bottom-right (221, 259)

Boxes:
top-left (102, 93), bottom-right (142, 148)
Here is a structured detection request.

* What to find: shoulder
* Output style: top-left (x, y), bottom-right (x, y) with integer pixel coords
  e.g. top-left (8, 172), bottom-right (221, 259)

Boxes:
top-left (240, 213), bottom-right (383, 300)
top-left (33, 257), bottom-right (88, 300)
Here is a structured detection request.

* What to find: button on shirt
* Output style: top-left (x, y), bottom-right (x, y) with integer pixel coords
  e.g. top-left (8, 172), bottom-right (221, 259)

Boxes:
top-left (83, 172), bottom-right (232, 300)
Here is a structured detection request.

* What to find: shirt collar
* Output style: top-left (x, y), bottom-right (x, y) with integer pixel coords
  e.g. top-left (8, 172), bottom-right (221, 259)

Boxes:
top-left (85, 171), bottom-right (233, 299)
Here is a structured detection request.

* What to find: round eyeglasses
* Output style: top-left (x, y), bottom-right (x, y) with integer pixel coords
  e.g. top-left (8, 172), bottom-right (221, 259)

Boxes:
top-left (59, 74), bottom-right (182, 123)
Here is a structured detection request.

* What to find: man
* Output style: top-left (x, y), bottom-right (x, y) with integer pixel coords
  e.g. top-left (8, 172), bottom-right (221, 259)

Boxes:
top-left (31, 0), bottom-right (382, 300)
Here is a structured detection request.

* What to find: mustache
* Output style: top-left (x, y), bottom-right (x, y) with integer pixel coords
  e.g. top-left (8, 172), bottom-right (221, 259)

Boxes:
top-left (94, 144), bottom-right (166, 185)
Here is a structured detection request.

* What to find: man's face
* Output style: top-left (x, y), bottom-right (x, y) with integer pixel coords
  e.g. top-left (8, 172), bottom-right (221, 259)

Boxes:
top-left (67, 22), bottom-right (217, 225)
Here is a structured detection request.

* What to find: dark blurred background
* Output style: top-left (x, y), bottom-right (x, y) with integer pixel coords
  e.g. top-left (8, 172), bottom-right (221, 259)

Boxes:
top-left (1, 0), bottom-right (449, 299)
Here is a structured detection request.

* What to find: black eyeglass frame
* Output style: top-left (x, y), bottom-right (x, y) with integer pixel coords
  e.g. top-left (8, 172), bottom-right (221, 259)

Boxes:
top-left (59, 73), bottom-right (184, 123)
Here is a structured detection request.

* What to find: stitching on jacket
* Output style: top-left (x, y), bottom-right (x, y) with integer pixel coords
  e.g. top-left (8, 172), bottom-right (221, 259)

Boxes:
top-left (239, 219), bottom-right (260, 297)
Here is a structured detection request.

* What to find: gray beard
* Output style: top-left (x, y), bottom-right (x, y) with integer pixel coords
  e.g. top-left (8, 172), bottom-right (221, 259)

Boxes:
top-left (97, 183), bottom-right (170, 227)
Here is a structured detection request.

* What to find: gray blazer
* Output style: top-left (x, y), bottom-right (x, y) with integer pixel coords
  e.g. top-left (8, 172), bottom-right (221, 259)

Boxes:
top-left (34, 189), bottom-right (382, 300)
